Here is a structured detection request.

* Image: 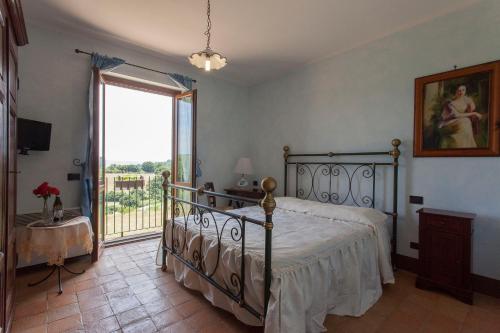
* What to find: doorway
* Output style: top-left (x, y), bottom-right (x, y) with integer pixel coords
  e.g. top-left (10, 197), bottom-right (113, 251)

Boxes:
top-left (92, 73), bottom-right (196, 255)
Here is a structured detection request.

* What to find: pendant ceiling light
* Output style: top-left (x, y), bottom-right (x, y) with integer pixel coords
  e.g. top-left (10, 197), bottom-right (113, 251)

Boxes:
top-left (189, 0), bottom-right (227, 71)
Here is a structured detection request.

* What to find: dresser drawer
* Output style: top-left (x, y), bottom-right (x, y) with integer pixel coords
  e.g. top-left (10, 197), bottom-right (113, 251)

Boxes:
top-left (426, 215), bottom-right (465, 234)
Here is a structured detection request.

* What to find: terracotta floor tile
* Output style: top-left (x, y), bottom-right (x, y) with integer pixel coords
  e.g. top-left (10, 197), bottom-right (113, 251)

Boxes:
top-left (184, 308), bottom-right (221, 331)
top-left (168, 290), bottom-right (194, 306)
top-left (124, 274), bottom-right (150, 286)
top-left (12, 324), bottom-right (48, 333)
top-left (86, 315), bottom-right (120, 333)
top-left (175, 299), bottom-right (205, 318)
top-left (105, 287), bottom-right (135, 300)
top-left (78, 294), bottom-right (108, 312)
top-left (15, 298), bottom-right (47, 319)
top-left (97, 272), bottom-right (124, 285)
top-left (81, 304), bottom-right (114, 325)
top-left (16, 289), bottom-right (47, 304)
top-left (134, 258), bottom-right (154, 266)
top-left (74, 279), bottom-right (98, 293)
top-left (135, 288), bottom-right (163, 304)
top-left (70, 271), bottom-right (97, 283)
top-left (102, 279), bottom-right (128, 293)
top-left (116, 306), bottom-right (148, 327)
top-left (47, 313), bottom-right (83, 333)
top-left (47, 303), bottom-right (80, 323)
top-left (119, 267), bottom-right (143, 277)
top-left (95, 266), bottom-right (119, 277)
top-left (158, 320), bottom-right (195, 333)
top-left (76, 286), bottom-right (105, 301)
top-left (109, 295), bottom-right (141, 314)
top-left (420, 312), bottom-right (462, 333)
top-left (115, 262), bottom-right (137, 271)
top-left (199, 321), bottom-right (243, 333)
top-left (47, 293), bottom-right (77, 310)
top-left (11, 312), bottom-right (47, 332)
top-left (14, 240), bottom-right (500, 333)
top-left (376, 309), bottom-right (423, 333)
top-left (121, 318), bottom-right (157, 333)
top-left (129, 280), bottom-right (157, 294)
top-left (152, 275), bottom-right (176, 287)
top-left (435, 294), bottom-right (471, 322)
top-left (143, 298), bottom-right (173, 316)
top-left (151, 308), bottom-right (183, 329)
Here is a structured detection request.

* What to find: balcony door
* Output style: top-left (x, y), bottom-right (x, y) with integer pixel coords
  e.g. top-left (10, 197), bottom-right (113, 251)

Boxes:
top-left (91, 73), bottom-right (196, 256)
top-left (172, 90), bottom-right (197, 201)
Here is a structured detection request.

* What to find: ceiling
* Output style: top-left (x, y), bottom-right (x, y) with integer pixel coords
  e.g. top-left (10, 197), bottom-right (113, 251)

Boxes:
top-left (23, 0), bottom-right (480, 86)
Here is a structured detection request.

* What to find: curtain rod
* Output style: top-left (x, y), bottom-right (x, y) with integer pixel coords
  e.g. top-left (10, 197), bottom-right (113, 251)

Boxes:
top-left (74, 49), bottom-right (197, 83)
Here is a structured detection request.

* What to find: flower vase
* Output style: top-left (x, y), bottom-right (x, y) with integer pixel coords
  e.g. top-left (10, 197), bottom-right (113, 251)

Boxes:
top-left (41, 198), bottom-right (50, 221)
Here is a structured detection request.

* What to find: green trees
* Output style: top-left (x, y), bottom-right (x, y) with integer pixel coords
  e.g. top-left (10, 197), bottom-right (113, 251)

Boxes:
top-left (106, 160), bottom-right (172, 174)
top-left (141, 161), bottom-right (155, 173)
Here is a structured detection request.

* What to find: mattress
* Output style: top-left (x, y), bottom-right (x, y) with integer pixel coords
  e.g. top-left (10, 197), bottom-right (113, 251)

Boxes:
top-left (162, 197), bottom-right (394, 333)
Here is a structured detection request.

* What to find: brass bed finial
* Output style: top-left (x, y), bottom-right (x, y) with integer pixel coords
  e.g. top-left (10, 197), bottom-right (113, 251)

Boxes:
top-left (283, 145), bottom-right (290, 160)
top-left (390, 138), bottom-right (401, 158)
top-left (260, 177), bottom-right (277, 219)
top-left (162, 170), bottom-right (171, 190)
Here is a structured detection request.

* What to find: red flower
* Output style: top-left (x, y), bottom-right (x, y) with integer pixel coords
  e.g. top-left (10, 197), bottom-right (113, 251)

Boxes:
top-left (33, 182), bottom-right (60, 198)
top-left (48, 187), bottom-right (60, 196)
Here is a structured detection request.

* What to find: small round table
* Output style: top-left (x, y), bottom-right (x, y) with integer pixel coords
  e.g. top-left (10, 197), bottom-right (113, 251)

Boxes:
top-left (17, 216), bottom-right (93, 294)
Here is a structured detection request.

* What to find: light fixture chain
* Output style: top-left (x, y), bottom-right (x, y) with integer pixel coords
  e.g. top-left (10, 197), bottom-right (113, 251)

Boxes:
top-left (204, 0), bottom-right (212, 51)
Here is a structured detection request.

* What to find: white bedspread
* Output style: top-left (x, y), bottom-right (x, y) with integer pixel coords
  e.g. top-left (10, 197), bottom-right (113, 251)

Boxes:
top-left (162, 197), bottom-right (394, 333)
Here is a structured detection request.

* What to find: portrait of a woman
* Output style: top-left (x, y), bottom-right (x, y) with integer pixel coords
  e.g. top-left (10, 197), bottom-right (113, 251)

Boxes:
top-left (415, 61), bottom-right (500, 157)
top-left (438, 85), bottom-right (483, 148)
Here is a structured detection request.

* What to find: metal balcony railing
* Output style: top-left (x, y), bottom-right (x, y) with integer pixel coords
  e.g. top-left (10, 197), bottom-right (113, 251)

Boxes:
top-left (104, 174), bottom-right (165, 241)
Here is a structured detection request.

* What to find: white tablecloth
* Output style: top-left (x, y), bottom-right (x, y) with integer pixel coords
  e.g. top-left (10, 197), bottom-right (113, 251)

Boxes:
top-left (16, 216), bottom-right (93, 266)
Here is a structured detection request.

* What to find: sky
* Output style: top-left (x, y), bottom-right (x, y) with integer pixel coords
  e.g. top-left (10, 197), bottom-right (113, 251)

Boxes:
top-left (105, 84), bottom-right (172, 164)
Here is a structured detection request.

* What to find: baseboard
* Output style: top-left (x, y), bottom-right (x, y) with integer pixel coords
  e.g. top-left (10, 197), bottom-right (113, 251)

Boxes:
top-left (472, 274), bottom-right (500, 298)
top-left (395, 254), bottom-right (500, 299)
top-left (395, 254), bottom-right (419, 273)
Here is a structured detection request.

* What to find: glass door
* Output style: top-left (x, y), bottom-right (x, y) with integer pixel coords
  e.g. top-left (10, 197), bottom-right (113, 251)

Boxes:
top-left (173, 90), bottom-right (197, 212)
top-left (91, 68), bottom-right (106, 261)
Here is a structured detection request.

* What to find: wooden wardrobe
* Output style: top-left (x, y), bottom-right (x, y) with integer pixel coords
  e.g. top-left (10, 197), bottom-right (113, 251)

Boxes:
top-left (0, 0), bottom-right (27, 331)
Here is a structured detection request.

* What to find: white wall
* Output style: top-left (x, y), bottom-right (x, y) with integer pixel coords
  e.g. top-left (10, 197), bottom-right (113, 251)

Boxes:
top-left (249, 0), bottom-right (500, 279)
top-left (18, 1), bottom-right (500, 280)
top-left (17, 23), bottom-right (250, 214)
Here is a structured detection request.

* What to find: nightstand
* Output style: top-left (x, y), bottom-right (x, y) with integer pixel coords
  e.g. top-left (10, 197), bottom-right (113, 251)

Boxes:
top-left (224, 187), bottom-right (265, 208)
top-left (416, 208), bottom-right (475, 304)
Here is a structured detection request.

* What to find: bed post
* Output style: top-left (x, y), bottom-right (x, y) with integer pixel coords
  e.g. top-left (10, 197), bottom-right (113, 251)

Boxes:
top-left (283, 146), bottom-right (289, 196)
top-left (161, 170), bottom-right (171, 272)
top-left (389, 139), bottom-right (401, 266)
top-left (260, 177), bottom-right (276, 318)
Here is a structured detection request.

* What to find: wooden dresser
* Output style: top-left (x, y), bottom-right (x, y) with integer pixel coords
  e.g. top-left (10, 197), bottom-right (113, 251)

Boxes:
top-left (224, 187), bottom-right (265, 208)
top-left (416, 208), bottom-right (475, 304)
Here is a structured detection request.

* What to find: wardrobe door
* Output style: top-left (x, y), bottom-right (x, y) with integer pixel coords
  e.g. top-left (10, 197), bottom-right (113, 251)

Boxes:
top-left (5, 26), bottom-right (17, 330)
top-left (0, 2), bottom-right (6, 331)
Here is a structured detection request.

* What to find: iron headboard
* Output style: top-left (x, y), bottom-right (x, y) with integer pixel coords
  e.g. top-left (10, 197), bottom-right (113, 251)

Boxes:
top-left (283, 138), bottom-right (401, 259)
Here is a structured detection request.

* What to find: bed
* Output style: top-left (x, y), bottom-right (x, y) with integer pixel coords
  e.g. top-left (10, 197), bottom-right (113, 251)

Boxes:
top-left (159, 139), bottom-right (401, 333)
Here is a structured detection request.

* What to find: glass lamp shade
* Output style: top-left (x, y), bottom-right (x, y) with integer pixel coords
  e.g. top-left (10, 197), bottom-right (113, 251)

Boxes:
top-left (189, 50), bottom-right (227, 71)
top-left (234, 157), bottom-right (253, 175)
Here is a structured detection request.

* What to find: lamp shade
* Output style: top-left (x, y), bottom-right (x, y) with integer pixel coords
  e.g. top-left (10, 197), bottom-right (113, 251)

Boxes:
top-left (234, 157), bottom-right (253, 175)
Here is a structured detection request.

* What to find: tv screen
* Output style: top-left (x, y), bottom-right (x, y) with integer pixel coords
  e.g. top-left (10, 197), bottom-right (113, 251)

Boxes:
top-left (17, 118), bottom-right (52, 153)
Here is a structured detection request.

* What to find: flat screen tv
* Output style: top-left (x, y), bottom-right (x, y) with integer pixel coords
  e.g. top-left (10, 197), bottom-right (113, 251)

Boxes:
top-left (17, 118), bottom-right (52, 154)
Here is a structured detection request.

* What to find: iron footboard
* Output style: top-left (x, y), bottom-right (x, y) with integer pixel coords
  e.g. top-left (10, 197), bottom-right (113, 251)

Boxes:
top-left (160, 171), bottom-right (277, 322)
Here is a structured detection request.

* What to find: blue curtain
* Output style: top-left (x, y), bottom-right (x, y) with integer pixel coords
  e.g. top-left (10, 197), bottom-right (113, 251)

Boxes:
top-left (168, 73), bottom-right (194, 90)
top-left (81, 53), bottom-right (125, 218)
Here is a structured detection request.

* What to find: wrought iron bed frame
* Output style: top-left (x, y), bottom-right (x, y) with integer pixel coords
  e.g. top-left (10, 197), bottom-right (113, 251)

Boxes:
top-left (160, 138), bottom-right (401, 323)
top-left (161, 172), bottom-right (276, 322)
top-left (283, 138), bottom-right (401, 258)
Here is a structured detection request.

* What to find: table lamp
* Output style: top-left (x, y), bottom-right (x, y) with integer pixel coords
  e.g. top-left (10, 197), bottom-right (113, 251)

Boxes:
top-left (234, 157), bottom-right (253, 187)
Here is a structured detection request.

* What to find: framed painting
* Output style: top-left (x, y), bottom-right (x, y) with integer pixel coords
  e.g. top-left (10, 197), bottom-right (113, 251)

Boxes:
top-left (414, 61), bottom-right (500, 157)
